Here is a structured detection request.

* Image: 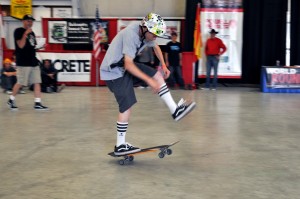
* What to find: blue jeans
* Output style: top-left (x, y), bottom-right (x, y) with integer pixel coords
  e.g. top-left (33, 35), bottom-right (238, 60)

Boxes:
top-left (167, 65), bottom-right (185, 88)
top-left (205, 55), bottom-right (219, 88)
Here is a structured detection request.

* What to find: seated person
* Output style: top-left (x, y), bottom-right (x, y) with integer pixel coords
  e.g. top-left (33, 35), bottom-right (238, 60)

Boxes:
top-left (1, 58), bottom-right (17, 94)
top-left (39, 59), bottom-right (65, 93)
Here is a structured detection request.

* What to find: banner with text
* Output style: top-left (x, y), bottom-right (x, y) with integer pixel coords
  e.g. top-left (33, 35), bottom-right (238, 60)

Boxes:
top-left (48, 19), bottom-right (108, 44)
top-left (198, 0), bottom-right (243, 78)
top-left (37, 52), bottom-right (92, 82)
top-left (11, 0), bottom-right (32, 19)
top-left (265, 67), bottom-right (300, 89)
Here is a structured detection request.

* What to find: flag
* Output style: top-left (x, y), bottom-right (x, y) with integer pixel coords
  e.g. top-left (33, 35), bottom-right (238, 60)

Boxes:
top-left (93, 7), bottom-right (101, 60)
top-left (0, 10), bottom-right (4, 68)
top-left (193, 3), bottom-right (202, 60)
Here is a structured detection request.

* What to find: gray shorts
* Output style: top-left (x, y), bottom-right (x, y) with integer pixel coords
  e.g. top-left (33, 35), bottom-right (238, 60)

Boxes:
top-left (16, 66), bottom-right (41, 86)
top-left (105, 62), bottom-right (157, 113)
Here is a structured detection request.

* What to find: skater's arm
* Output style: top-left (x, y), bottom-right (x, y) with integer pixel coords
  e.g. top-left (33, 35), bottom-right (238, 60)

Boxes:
top-left (153, 44), bottom-right (170, 79)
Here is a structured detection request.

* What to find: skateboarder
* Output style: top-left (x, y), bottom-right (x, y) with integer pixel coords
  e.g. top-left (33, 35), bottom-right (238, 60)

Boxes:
top-left (100, 13), bottom-right (196, 155)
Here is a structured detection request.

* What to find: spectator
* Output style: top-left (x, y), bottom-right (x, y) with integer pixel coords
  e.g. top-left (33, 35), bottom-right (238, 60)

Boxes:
top-left (136, 46), bottom-right (155, 68)
top-left (1, 58), bottom-right (17, 94)
top-left (39, 59), bottom-right (65, 93)
top-left (203, 29), bottom-right (227, 90)
top-left (135, 46), bottom-right (155, 87)
top-left (165, 32), bottom-right (185, 89)
top-left (10, 53), bottom-right (27, 94)
top-left (7, 14), bottom-right (49, 110)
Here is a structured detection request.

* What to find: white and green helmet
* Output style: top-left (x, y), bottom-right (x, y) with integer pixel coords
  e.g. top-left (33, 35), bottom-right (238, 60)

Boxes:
top-left (141, 13), bottom-right (167, 37)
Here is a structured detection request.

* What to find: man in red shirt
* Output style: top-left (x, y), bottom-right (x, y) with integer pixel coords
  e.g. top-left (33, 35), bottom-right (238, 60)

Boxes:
top-left (204, 29), bottom-right (226, 90)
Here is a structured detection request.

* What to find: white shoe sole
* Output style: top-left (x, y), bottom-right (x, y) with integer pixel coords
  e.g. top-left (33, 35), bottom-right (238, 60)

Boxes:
top-left (34, 108), bottom-right (50, 111)
top-left (174, 102), bottom-right (196, 121)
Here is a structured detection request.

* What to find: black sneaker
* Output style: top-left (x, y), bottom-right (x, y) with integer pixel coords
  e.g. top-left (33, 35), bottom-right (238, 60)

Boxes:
top-left (172, 98), bottom-right (196, 121)
top-left (34, 102), bottom-right (49, 111)
top-left (114, 143), bottom-right (141, 155)
top-left (7, 99), bottom-right (18, 110)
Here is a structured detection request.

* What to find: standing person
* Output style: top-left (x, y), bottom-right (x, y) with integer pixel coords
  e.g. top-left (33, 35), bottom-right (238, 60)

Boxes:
top-left (100, 13), bottom-right (196, 155)
top-left (165, 32), bottom-right (185, 89)
top-left (135, 46), bottom-right (155, 88)
top-left (135, 46), bottom-right (155, 68)
top-left (10, 52), bottom-right (26, 94)
top-left (7, 14), bottom-right (48, 110)
top-left (203, 29), bottom-right (227, 90)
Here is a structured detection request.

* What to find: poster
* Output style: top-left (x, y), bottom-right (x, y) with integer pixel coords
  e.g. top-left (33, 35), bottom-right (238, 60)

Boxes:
top-left (37, 52), bottom-right (92, 82)
top-left (199, 0), bottom-right (243, 78)
top-left (48, 19), bottom-right (108, 44)
top-left (265, 67), bottom-right (300, 88)
top-left (10, 0), bottom-right (32, 19)
top-left (48, 21), bottom-right (67, 43)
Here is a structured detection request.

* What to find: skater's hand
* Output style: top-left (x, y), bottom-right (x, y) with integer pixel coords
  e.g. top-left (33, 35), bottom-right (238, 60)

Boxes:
top-left (161, 65), bottom-right (170, 79)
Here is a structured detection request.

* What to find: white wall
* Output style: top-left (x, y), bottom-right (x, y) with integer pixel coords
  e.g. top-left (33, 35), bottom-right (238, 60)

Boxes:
top-left (3, 7), bottom-right (51, 49)
top-left (79, 0), bottom-right (186, 17)
top-left (3, 0), bottom-right (186, 49)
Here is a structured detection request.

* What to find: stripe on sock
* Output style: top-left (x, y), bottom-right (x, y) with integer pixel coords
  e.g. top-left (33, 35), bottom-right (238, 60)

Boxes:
top-left (158, 84), bottom-right (169, 97)
top-left (117, 122), bottom-right (128, 132)
top-left (116, 122), bottom-right (128, 146)
top-left (157, 83), bottom-right (177, 114)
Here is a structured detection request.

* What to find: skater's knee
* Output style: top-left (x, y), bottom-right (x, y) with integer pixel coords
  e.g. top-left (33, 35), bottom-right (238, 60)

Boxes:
top-left (153, 71), bottom-right (165, 85)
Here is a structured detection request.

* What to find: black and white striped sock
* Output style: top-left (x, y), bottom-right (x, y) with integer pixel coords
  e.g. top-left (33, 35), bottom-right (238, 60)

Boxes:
top-left (116, 122), bottom-right (128, 147)
top-left (158, 83), bottom-right (177, 114)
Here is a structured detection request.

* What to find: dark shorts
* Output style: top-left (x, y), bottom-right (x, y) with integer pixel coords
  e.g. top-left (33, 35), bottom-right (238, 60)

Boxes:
top-left (105, 62), bottom-right (157, 113)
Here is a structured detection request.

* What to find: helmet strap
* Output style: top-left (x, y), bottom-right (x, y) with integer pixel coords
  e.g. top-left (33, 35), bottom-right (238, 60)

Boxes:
top-left (139, 25), bottom-right (148, 42)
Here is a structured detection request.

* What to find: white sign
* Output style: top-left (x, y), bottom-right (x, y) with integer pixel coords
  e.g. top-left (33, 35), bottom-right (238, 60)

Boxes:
top-left (37, 52), bottom-right (92, 82)
top-left (53, 8), bottom-right (72, 18)
top-left (199, 10), bottom-right (243, 77)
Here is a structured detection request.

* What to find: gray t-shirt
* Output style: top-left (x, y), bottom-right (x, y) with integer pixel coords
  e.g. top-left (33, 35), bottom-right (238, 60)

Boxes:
top-left (100, 23), bottom-right (155, 80)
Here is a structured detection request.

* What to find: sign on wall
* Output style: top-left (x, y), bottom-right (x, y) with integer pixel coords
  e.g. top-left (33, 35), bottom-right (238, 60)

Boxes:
top-left (199, 0), bottom-right (243, 78)
top-left (265, 67), bottom-right (300, 89)
top-left (37, 52), bottom-right (92, 82)
top-left (53, 8), bottom-right (72, 18)
top-left (48, 19), bottom-right (108, 44)
top-left (10, 0), bottom-right (32, 19)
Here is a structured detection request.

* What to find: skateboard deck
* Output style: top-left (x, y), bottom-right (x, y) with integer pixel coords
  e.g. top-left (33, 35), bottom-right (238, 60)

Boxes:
top-left (108, 141), bottom-right (179, 165)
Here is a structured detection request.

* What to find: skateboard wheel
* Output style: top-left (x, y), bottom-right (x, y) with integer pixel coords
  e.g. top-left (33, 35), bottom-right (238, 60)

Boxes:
top-left (119, 160), bottom-right (125, 165)
top-left (124, 159), bottom-right (130, 164)
top-left (166, 149), bottom-right (172, 155)
top-left (128, 156), bottom-right (134, 161)
top-left (158, 152), bottom-right (165, 158)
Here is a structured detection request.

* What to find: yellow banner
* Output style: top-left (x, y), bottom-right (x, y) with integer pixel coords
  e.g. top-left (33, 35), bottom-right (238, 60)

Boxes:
top-left (11, 0), bottom-right (32, 20)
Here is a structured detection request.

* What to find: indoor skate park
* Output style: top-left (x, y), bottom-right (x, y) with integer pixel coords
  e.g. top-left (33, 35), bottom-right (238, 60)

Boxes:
top-left (1, 0), bottom-right (300, 199)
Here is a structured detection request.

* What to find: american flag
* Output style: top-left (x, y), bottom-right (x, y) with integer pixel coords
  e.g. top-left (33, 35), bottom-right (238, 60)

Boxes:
top-left (93, 7), bottom-right (101, 60)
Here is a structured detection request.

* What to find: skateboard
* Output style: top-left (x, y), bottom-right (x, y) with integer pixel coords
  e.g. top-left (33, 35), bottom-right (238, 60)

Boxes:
top-left (108, 141), bottom-right (179, 165)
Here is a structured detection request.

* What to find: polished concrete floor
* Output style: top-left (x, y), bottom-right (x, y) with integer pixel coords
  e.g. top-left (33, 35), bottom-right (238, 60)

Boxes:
top-left (0, 86), bottom-right (300, 199)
